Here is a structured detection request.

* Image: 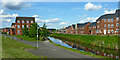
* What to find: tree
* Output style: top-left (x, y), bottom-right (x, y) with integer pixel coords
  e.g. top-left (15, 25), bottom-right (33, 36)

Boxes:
top-left (22, 24), bottom-right (29, 36)
top-left (39, 23), bottom-right (49, 40)
top-left (29, 23), bottom-right (38, 39)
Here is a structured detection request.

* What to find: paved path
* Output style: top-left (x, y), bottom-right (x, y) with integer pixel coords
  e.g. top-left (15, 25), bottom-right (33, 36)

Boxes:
top-left (2, 34), bottom-right (93, 58)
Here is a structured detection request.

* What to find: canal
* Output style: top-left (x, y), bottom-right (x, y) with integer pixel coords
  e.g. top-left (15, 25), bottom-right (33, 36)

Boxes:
top-left (48, 37), bottom-right (119, 58)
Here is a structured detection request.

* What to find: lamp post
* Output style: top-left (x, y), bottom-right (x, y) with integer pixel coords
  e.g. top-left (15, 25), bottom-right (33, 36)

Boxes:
top-left (37, 26), bottom-right (38, 48)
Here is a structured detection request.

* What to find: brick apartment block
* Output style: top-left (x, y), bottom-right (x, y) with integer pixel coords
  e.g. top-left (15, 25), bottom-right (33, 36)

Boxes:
top-left (15, 17), bottom-right (35, 35)
top-left (59, 9), bottom-right (120, 35)
top-left (96, 9), bottom-right (120, 35)
top-left (2, 17), bottom-right (35, 35)
top-left (88, 22), bottom-right (97, 34)
top-left (76, 22), bottom-right (91, 34)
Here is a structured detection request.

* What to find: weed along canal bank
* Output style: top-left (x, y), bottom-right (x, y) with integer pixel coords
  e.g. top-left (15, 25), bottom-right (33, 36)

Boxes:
top-left (49, 33), bottom-right (120, 58)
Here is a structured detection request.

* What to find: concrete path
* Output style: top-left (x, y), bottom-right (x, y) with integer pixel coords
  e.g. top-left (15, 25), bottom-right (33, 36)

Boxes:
top-left (2, 34), bottom-right (93, 58)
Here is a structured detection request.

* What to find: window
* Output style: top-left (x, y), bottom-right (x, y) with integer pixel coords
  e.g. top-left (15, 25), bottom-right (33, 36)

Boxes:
top-left (27, 21), bottom-right (29, 23)
top-left (108, 24), bottom-right (110, 28)
top-left (31, 21), bottom-right (33, 23)
top-left (108, 19), bottom-right (110, 22)
top-left (116, 18), bottom-right (119, 21)
top-left (116, 29), bottom-right (119, 32)
top-left (104, 19), bottom-right (106, 22)
top-left (108, 30), bottom-right (110, 33)
top-left (111, 24), bottom-right (114, 28)
top-left (111, 30), bottom-right (114, 33)
top-left (27, 25), bottom-right (29, 28)
top-left (116, 23), bottom-right (119, 27)
top-left (18, 30), bottom-right (20, 34)
top-left (111, 19), bottom-right (114, 22)
top-left (22, 25), bottom-right (24, 28)
top-left (104, 24), bottom-right (106, 27)
top-left (22, 20), bottom-right (24, 23)
top-left (17, 20), bottom-right (20, 23)
top-left (17, 25), bottom-right (20, 28)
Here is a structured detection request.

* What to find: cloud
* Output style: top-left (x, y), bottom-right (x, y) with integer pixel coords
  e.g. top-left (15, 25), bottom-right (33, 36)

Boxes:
top-left (78, 14), bottom-right (87, 17)
top-left (0, 9), bottom-right (19, 23)
top-left (84, 3), bottom-right (102, 11)
top-left (36, 18), bottom-right (60, 23)
top-left (79, 17), bottom-right (99, 23)
top-left (59, 22), bottom-right (68, 25)
top-left (104, 10), bottom-right (116, 14)
top-left (1, 0), bottom-right (31, 10)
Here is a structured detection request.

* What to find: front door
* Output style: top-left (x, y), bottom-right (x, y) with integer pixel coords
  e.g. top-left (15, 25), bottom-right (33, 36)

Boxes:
top-left (104, 29), bottom-right (106, 35)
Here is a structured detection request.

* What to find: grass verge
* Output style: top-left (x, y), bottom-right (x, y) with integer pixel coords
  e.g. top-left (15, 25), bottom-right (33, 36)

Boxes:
top-left (10, 35), bottom-right (39, 41)
top-left (2, 36), bottom-right (39, 58)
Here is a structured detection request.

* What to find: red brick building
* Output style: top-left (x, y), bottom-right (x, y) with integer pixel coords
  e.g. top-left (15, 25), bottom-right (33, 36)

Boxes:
top-left (88, 22), bottom-right (97, 34)
top-left (76, 22), bottom-right (91, 34)
top-left (15, 17), bottom-right (35, 35)
top-left (96, 9), bottom-right (120, 35)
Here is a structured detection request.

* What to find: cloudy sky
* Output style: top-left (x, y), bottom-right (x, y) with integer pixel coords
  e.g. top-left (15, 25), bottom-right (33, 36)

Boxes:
top-left (0, 0), bottom-right (119, 29)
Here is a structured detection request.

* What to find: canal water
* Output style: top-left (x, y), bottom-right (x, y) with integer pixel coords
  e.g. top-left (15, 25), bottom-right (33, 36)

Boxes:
top-left (48, 37), bottom-right (120, 58)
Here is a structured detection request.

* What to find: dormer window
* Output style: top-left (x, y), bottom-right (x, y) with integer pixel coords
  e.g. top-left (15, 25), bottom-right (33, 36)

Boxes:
top-left (27, 21), bottom-right (29, 23)
top-left (31, 21), bottom-right (33, 23)
top-left (22, 20), bottom-right (24, 23)
top-left (17, 20), bottom-right (20, 23)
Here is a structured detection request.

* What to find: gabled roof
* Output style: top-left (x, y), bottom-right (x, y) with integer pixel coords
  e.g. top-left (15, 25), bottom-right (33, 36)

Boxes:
top-left (15, 17), bottom-right (35, 22)
top-left (72, 24), bottom-right (75, 29)
top-left (88, 22), bottom-right (96, 27)
top-left (96, 9), bottom-right (120, 21)
top-left (77, 22), bottom-right (89, 28)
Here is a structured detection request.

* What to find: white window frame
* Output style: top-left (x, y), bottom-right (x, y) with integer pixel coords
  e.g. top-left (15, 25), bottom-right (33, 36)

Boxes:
top-left (116, 29), bottom-right (119, 32)
top-left (104, 24), bottom-right (106, 27)
top-left (111, 19), bottom-right (114, 22)
top-left (18, 30), bottom-right (20, 34)
top-left (108, 19), bottom-right (110, 22)
top-left (27, 25), bottom-right (29, 28)
top-left (31, 21), bottom-right (33, 23)
top-left (17, 20), bottom-right (20, 23)
top-left (17, 25), bottom-right (20, 28)
top-left (108, 30), bottom-right (110, 33)
top-left (22, 20), bottom-right (24, 23)
top-left (116, 18), bottom-right (119, 21)
top-left (108, 24), bottom-right (110, 28)
top-left (111, 30), bottom-right (114, 33)
top-left (111, 24), bottom-right (114, 28)
top-left (116, 23), bottom-right (119, 27)
top-left (22, 25), bottom-right (24, 28)
top-left (104, 19), bottom-right (106, 22)
top-left (27, 21), bottom-right (29, 23)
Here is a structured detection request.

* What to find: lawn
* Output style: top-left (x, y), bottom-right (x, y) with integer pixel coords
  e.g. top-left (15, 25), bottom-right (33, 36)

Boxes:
top-left (2, 36), bottom-right (39, 58)
top-left (50, 33), bottom-right (119, 49)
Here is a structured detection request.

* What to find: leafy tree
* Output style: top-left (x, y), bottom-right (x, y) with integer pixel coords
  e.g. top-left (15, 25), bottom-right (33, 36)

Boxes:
top-left (29, 23), bottom-right (39, 39)
top-left (39, 23), bottom-right (49, 40)
top-left (22, 24), bottom-right (29, 36)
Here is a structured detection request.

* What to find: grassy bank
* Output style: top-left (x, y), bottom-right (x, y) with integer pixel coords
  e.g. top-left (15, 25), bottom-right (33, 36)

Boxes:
top-left (2, 36), bottom-right (39, 58)
top-left (50, 33), bottom-right (119, 49)
top-left (11, 35), bottom-right (38, 41)
top-left (49, 40), bottom-right (111, 58)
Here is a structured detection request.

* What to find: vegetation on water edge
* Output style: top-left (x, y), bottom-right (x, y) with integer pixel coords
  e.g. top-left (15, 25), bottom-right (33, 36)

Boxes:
top-left (2, 36), bottom-right (39, 58)
top-left (50, 33), bottom-right (119, 50)
top-left (48, 39), bottom-right (112, 58)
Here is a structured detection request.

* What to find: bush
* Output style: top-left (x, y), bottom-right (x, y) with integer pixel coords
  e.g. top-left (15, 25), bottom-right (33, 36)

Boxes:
top-left (2, 32), bottom-right (7, 34)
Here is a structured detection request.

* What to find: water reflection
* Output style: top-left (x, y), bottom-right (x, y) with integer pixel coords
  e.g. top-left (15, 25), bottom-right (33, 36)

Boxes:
top-left (48, 37), bottom-right (120, 59)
